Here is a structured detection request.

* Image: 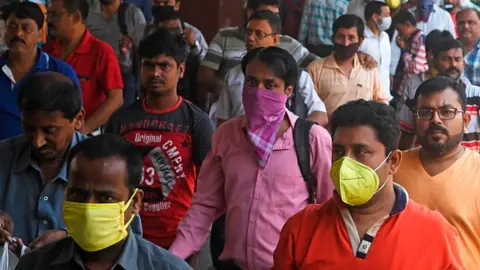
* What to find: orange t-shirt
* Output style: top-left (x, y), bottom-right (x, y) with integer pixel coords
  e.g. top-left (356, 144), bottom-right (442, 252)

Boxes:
top-left (35, 3), bottom-right (47, 43)
top-left (273, 189), bottom-right (464, 270)
top-left (394, 147), bottom-right (480, 269)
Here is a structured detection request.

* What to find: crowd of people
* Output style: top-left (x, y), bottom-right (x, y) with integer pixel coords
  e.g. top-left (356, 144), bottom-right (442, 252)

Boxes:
top-left (0, 0), bottom-right (478, 269)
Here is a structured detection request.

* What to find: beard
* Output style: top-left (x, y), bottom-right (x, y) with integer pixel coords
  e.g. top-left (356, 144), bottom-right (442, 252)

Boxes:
top-left (417, 124), bottom-right (463, 155)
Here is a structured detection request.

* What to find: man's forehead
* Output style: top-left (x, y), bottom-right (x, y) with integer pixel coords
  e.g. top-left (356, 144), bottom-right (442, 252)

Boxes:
top-left (335, 27), bottom-right (358, 35)
top-left (247, 19), bottom-right (272, 29)
top-left (458, 9), bottom-right (480, 21)
top-left (7, 15), bottom-right (36, 24)
top-left (417, 88), bottom-right (463, 107)
top-left (143, 55), bottom-right (175, 63)
top-left (438, 48), bottom-right (463, 56)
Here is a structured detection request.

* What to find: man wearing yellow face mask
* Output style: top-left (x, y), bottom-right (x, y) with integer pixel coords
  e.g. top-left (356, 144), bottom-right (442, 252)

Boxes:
top-left (273, 100), bottom-right (464, 269)
top-left (15, 134), bottom-right (192, 270)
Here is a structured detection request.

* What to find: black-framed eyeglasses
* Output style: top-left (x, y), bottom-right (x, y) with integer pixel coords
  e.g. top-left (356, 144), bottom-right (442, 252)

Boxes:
top-left (415, 107), bottom-right (465, 120)
top-left (244, 28), bottom-right (276, 40)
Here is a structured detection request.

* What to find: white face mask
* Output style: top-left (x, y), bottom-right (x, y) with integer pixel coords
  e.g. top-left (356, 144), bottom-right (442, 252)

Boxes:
top-left (377, 16), bottom-right (392, 31)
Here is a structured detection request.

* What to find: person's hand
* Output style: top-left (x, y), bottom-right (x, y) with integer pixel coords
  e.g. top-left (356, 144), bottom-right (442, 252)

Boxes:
top-left (0, 212), bottom-right (14, 244)
top-left (28, 229), bottom-right (67, 250)
top-left (184, 27), bottom-right (196, 46)
top-left (357, 51), bottom-right (378, 70)
top-left (396, 36), bottom-right (407, 50)
top-left (8, 238), bottom-right (26, 258)
top-left (119, 35), bottom-right (133, 54)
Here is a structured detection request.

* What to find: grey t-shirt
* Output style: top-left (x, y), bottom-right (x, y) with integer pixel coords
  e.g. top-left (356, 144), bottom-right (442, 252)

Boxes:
top-left (86, 5), bottom-right (146, 75)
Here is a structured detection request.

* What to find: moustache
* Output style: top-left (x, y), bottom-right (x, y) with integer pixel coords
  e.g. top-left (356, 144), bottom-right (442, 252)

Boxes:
top-left (445, 67), bottom-right (461, 74)
top-left (427, 124), bottom-right (448, 135)
top-left (10, 37), bottom-right (25, 44)
top-left (148, 78), bottom-right (165, 84)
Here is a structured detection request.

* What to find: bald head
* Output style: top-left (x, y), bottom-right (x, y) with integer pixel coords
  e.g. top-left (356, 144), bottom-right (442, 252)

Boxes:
top-left (18, 71), bottom-right (82, 120)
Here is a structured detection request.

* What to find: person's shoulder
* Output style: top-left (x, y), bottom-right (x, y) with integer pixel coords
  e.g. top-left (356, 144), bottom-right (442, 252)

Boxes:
top-left (16, 238), bottom-right (73, 270)
top-left (0, 135), bottom-right (27, 152)
top-left (285, 199), bottom-right (336, 229)
top-left (46, 54), bottom-right (75, 72)
top-left (135, 236), bottom-right (192, 269)
top-left (87, 33), bottom-right (117, 55)
top-left (216, 26), bottom-right (240, 38)
top-left (215, 116), bottom-right (243, 135)
top-left (307, 56), bottom-right (328, 68)
top-left (225, 64), bottom-right (244, 84)
top-left (403, 200), bottom-right (458, 236)
top-left (109, 100), bottom-right (143, 120)
top-left (184, 22), bottom-right (201, 33)
top-left (181, 99), bottom-right (210, 120)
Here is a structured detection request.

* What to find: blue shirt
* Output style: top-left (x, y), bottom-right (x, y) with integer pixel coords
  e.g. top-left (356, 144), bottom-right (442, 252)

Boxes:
top-left (0, 50), bottom-right (80, 141)
top-left (0, 132), bottom-right (142, 245)
top-left (124, 0), bottom-right (152, 22)
top-left (15, 229), bottom-right (191, 270)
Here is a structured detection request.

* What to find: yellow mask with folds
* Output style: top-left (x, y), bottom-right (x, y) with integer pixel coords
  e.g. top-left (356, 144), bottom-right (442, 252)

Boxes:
top-left (62, 189), bottom-right (138, 252)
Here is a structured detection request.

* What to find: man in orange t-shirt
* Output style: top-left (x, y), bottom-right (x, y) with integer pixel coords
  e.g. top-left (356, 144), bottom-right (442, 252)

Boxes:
top-left (394, 77), bottom-right (480, 269)
top-left (274, 100), bottom-right (464, 270)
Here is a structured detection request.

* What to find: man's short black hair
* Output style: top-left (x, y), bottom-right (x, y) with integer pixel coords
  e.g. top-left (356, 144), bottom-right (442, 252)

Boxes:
top-left (331, 100), bottom-right (400, 155)
top-left (365, 1), bottom-right (388, 22)
top-left (414, 77), bottom-right (467, 110)
top-left (67, 134), bottom-right (143, 193)
top-left (246, 0), bottom-right (279, 10)
top-left (425, 30), bottom-right (454, 54)
top-left (62, 0), bottom-right (90, 21)
top-left (138, 28), bottom-right (188, 64)
top-left (247, 10), bottom-right (281, 34)
top-left (17, 72), bottom-right (82, 121)
top-left (241, 46), bottom-right (298, 89)
top-left (393, 10), bottom-right (417, 27)
top-left (333, 14), bottom-right (364, 39)
top-left (1, 2), bottom-right (44, 29)
top-left (432, 38), bottom-right (463, 58)
top-left (155, 8), bottom-right (185, 29)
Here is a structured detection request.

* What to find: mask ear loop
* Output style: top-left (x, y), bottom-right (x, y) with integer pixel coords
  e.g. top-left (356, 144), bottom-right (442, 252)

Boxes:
top-left (373, 152), bottom-right (393, 195)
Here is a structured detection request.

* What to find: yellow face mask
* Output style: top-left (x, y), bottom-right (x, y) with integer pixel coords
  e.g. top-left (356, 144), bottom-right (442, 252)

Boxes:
top-left (62, 188), bottom-right (138, 252)
top-left (330, 155), bottom-right (390, 206)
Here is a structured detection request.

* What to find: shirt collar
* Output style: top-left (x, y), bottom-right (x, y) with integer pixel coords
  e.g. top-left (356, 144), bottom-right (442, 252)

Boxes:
top-left (364, 27), bottom-right (376, 38)
top-left (49, 229), bottom-right (138, 270)
top-left (13, 131), bottom-right (84, 182)
top-left (324, 54), bottom-right (360, 70)
top-left (50, 29), bottom-right (93, 56)
top-left (0, 48), bottom-right (50, 71)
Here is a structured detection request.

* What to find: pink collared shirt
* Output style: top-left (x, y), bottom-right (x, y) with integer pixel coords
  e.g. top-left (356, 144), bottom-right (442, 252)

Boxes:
top-left (169, 111), bottom-right (333, 269)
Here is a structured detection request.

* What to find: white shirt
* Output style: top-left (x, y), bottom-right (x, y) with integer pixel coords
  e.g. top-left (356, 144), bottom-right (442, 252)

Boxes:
top-left (360, 26), bottom-right (392, 101)
top-left (390, 4), bottom-right (455, 75)
top-left (215, 64), bottom-right (327, 120)
top-left (347, 0), bottom-right (386, 22)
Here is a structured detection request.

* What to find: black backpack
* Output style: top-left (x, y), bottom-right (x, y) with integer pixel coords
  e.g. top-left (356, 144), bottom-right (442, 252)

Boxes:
top-left (293, 118), bottom-right (317, 204)
top-left (286, 69), bottom-right (308, 118)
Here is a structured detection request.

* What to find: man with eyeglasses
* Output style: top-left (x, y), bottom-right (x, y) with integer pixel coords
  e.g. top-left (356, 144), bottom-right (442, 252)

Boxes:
top-left (398, 38), bottom-right (480, 151)
top-left (0, 2), bottom-right (79, 141)
top-left (394, 76), bottom-right (480, 269)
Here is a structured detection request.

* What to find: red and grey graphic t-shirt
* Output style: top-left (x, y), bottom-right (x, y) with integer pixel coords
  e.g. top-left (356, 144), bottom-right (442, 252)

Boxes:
top-left (105, 97), bottom-right (214, 248)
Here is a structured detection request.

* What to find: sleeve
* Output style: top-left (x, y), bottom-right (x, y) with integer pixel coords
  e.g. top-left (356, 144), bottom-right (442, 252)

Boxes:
top-left (96, 45), bottom-right (124, 92)
top-left (194, 27), bottom-right (209, 60)
top-left (310, 125), bottom-right (334, 203)
top-left (373, 70), bottom-right (389, 104)
top-left (273, 213), bottom-right (300, 270)
top-left (441, 223), bottom-right (466, 269)
top-left (298, 71), bottom-right (326, 114)
top-left (169, 130), bottom-right (227, 259)
top-left (141, 0), bottom-right (152, 22)
top-left (215, 84), bottom-right (233, 121)
top-left (398, 79), bottom-right (416, 133)
top-left (200, 31), bottom-right (225, 71)
top-left (131, 6), bottom-right (146, 27)
top-left (192, 111), bottom-right (215, 166)
top-left (390, 30), bottom-right (401, 75)
top-left (402, 34), bottom-right (428, 75)
top-left (307, 61), bottom-right (322, 98)
top-left (297, 0), bottom-right (310, 45)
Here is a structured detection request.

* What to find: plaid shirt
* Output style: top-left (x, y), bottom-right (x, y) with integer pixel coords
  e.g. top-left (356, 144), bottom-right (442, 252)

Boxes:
top-left (465, 39), bottom-right (480, 86)
top-left (298, 0), bottom-right (349, 46)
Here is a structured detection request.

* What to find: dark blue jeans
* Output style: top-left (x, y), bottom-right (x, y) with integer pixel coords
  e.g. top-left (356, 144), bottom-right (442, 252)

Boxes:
top-left (122, 75), bottom-right (138, 107)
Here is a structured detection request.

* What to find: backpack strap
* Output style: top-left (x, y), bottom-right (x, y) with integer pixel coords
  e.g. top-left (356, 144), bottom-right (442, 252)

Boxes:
top-left (117, 2), bottom-right (130, 36)
top-left (287, 68), bottom-right (308, 118)
top-left (293, 118), bottom-right (316, 204)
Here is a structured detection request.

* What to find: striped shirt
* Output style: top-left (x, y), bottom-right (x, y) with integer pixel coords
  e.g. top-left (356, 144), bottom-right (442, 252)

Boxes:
top-left (297, 0), bottom-right (349, 46)
top-left (398, 30), bottom-right (428, 95)
top-left (465, 39), bottom-right (480, 86)
top-left (398, 74), bottom-right (480, 152)
top-left (201, 26), bottom-right (319, 81)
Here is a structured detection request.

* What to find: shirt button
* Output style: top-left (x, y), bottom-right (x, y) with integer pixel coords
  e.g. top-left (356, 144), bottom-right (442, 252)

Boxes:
top-left (43, 196), bottom-right (48, 201)
top-left (43, 220), bottom-right (48, 225)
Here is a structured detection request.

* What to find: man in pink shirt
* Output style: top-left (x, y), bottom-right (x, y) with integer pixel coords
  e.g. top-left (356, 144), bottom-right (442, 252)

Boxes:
top-left (169, 47), bottom-right (333, 269)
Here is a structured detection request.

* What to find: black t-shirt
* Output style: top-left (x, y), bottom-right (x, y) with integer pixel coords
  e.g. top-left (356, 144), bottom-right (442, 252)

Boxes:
top-left (104, 97), bottom-right (214, 247)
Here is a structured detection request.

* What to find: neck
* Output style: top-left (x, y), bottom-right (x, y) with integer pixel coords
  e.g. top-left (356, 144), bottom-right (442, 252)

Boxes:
top-left (462, 38), bottom-right (478, 54)
top-left (79, 239), bottom-right (126, 267)
top-left (349, 180), bottom-right (396, 218)
top-left (334, 54), bottom-right (355, 67)
top-left (103, 2), bottom-right (121, 18)
top-left (8, 48), bottom-right (38, 70)
top-left (367, 21), bottom-right (380, 36)
top-left (419, 144), bottom-right (464, 163)
top-left (145, 92), bottom-right (179, 111)
top-left (59, 25), bottom-right (86, 52)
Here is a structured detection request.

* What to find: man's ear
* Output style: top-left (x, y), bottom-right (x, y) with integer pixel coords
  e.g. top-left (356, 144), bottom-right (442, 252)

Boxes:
top-left (131, 189), bottom-right (144, 215)
top-left (273, 34), bottom-right (281, 46)
top-left (388, 150), bottom-right (403, 175)
top-left (285, 85), bottom-right (294, 97)
top-left (73, 108), bottom-right (86, 130)
top-left (464, 112), bottom-right (472, 128)
top-left (178, 62), bottom-right (185, 79)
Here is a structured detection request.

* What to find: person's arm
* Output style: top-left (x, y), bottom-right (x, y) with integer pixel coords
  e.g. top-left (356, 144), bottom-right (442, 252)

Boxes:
top-left (309, 125), bottom-right (333, 204)
top-left (197, 31), bottom-right (225, 105)
top-left (298, 71), bottom-right (328, 126)
top-left (169, 130), bottom-right (227, 259)
top-left (83, 47), bottom-right (124, 134)
top-left (398, 80), bottom-right (417, 150)
top-left (192, 26), bottom-right (209, 60)
top-left (192, 113), bottom-right (215, 167)
top-left (373, 69), bottom-right (389, 104)
top-left (272, 212), bottom-right (301, 270)
top-left (402, 35), bottom-right (428, 75)
top-left (390, 31), bottom-right (401, 76)
top-left (442, 223), bottom-right (466, 269)
top-left (215, 81), bottom-right (233, 127)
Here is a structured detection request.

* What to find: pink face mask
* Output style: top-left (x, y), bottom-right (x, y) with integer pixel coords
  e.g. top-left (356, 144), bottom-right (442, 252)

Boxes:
top-left (242, 86), bottom-right (288, 168)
